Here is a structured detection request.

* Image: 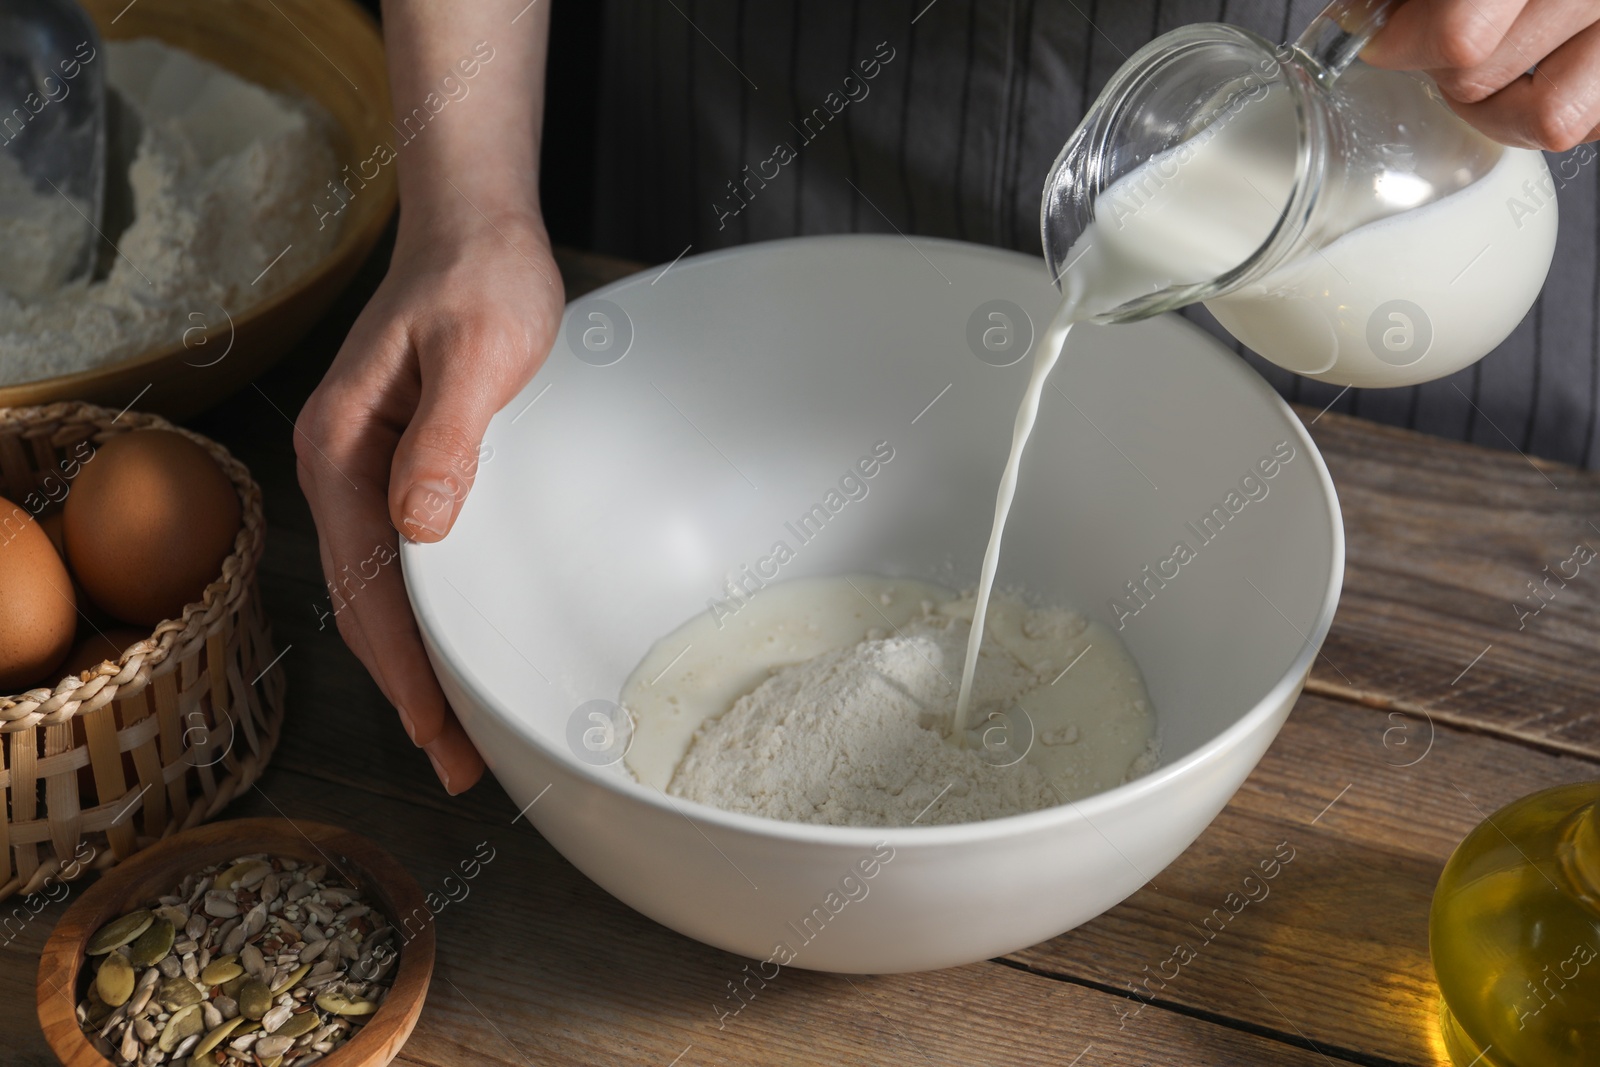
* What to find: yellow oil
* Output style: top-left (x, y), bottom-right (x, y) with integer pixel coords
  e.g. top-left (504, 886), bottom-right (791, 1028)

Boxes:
top-left (1430, 781), bottom-right (1600, 1066)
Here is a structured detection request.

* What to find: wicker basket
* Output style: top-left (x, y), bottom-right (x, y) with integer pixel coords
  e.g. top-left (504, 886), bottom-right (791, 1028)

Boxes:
top-left (0, 402), bottom-right (284, 903)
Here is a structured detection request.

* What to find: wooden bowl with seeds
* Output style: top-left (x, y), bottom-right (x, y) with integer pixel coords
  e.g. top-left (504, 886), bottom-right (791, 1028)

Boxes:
top-left (38, 818), bottom-right (434, 1067)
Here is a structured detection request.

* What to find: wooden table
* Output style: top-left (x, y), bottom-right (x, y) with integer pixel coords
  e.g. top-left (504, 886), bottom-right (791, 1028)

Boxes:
top-left (5, 239), bottom-right (1598, 1067)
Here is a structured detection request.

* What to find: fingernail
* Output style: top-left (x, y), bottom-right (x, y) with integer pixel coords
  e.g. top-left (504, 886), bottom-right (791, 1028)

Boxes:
top-left (397, 705), bottom-right (419, 745)
top-left (425, 744), bottom-right (454, 793)
top-left (401, 480), bottom-right (455, 539)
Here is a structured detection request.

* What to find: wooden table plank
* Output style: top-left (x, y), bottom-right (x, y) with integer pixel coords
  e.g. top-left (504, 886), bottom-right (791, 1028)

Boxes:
top-left (1301, 411), bottom-right (1600, 759)
top-left (1011, 693), bottom-right (1599, 1067)
top-left (4, 760), bottom-right (1349, 1067)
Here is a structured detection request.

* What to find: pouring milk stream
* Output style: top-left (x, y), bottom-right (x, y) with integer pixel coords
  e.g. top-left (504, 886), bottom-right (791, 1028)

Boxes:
top-left (953, 0), bottom-right (1558, 732)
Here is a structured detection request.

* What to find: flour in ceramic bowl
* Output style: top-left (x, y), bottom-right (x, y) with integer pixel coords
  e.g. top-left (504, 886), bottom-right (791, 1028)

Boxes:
top-left (0, 38), bottom-right (342, 385)
top-left (621, 576), bottom-right (1159, 827)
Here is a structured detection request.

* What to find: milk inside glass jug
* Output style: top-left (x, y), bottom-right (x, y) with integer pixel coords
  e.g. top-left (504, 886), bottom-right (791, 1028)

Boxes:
top-left (1041, 0), bottom-right (1558, 388)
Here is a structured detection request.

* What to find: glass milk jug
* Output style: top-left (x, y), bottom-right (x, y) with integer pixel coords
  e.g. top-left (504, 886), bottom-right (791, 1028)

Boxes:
top-left (1041, 0), bottom-right (1558, 388)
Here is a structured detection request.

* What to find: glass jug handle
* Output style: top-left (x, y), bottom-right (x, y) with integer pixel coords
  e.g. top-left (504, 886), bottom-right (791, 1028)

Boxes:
top-left (1291, 0), bottom-right (1399, 85)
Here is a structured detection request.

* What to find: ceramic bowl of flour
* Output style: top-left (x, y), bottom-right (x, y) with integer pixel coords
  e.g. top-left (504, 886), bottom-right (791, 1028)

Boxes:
top-left (402, 234), bottom-right (1344, 973)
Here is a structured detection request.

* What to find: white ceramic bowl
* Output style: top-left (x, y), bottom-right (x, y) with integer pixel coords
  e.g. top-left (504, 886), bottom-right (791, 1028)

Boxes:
top-left (402, 235), bottom-right (1343, 973)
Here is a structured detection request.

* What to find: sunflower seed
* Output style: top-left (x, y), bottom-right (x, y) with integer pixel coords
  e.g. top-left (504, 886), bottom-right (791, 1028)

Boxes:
top-left (203, 897), bottom-right (238, 919)
top-left (261, 1003), bottom-right (293, 1032)
top-left (96, 1004), bottom-right (127, 1039)
top-left (220, 920), bottom-right (248, 956)
top-left (120, 1024), bottom-right (140, 1062)
top-left (255, 1034), bottom-right (293, 1058)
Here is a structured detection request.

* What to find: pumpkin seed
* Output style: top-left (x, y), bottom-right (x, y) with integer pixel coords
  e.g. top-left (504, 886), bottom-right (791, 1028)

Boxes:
top-left (240, 978), bottom-right (272, 1020)
top-left (157, 975), bottom-right (204, 1010)
top-left (127, 917), bottom-right (174, 967)
top-left (275, 1011), bottom-right (321, 1039)
top-left (214, 859), bottom-right (267, 892)
top-left (272, 962), bottom-right (312, 995)
top-left (158, 1002), bottom-right (203, 1052)
top-left (192, 1015), bottom-right (244, 1058)
top-left (200, 955), bottom-right (243, 985)
top-left (315, 992), bottom-right (379, 1016)
top-left (87, 909), bottom-right (153, 955)
top-left (95, 951), bottom-right (135, 1007)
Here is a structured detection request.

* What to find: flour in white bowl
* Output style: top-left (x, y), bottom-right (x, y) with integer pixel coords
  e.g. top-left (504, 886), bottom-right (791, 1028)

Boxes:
top-left (0, 38), bottom-right (342, 385)
top-left (623, 576), bottom-right (1158, 827)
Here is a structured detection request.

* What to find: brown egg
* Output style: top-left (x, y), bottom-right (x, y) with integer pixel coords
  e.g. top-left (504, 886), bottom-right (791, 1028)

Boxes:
top-left (63, 430), bottom-right (242, 626)
top-left (0, 496), bottom-right (77, 691)
top-left (39, 509), bottom-right (66, 556)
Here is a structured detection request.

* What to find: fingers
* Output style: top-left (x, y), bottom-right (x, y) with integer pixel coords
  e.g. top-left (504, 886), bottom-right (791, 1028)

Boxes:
top-left (386, 315), bottom-right (550, 543)
top-left (1446, 19), bottom-right (1600, 149)
top-left (1434, 0), bottom-right (1600, 102)
top-left (296, 330), bottom-right (459, 763)
top-left (1364, 0), bottom-right (1527, 70)
top-left (421, 714), bottom-right (487, 795)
